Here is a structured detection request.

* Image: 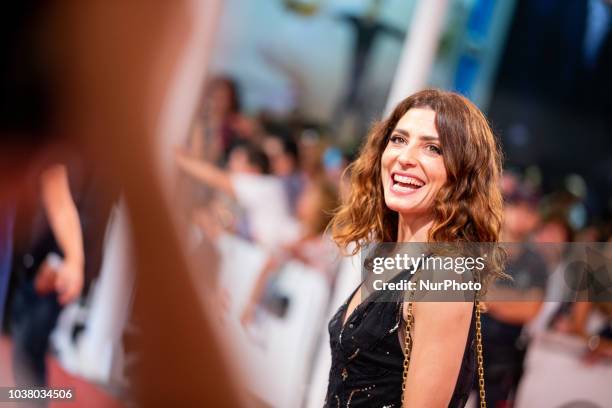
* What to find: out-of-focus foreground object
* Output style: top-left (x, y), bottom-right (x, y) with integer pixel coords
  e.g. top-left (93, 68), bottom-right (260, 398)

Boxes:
top-left (47, 0), bottom-right (242, 405)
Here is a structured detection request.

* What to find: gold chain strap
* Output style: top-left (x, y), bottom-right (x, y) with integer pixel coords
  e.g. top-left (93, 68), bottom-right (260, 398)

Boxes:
top-left (475, 300), bottom-right (486, 408)
top-left (400, 301), bottom-right (413, 406)
top-left (400, 297), bottom-right (487, 407)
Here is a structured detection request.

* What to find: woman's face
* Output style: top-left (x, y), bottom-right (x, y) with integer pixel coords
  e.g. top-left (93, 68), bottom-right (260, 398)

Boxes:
top-left (381, 108), bottom-right (447, 217)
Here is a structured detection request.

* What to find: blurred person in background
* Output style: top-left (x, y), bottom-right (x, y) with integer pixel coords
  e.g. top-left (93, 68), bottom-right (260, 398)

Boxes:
top-left (189, 76), bottom-right (258, 164)
top-left (525, 214), bottom-right (574, 338)
top-left (533, 215), bottom-right (573, 246)
top-left (477, 184), bottom-right (549, 407)
top-left (327, 89), bottom-right (506, 407)
top-left (241, 177), bottom-right (339, 325)
top-left (0, 1), bottom-right (99, 398)
top-left (261, 127), bottom-right (306, 215)
top-left (4, 159), bottom-right (118, 391)
top-left (177, 140), bottom-right (297, 248)
top-left (550, 225), bottom-right (612, 364)
top-left (543, 220), bottom-right (607, 338)
top-left (531, 214), bottom-right (573, 288)
top-left (0, 0), bottom-right (85, 340)
top-left (533, 214), bottom-right (573, 280)
top-left (298, 127), bottom-right (328, 180)
top-left (4, 164), bottom-right (84, 389)
top-left (502, 185), bottom-right (541, 243)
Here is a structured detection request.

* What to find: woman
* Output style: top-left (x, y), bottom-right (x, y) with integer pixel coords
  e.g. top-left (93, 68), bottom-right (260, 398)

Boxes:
top-left (326, 89), bottom-right (505, 407)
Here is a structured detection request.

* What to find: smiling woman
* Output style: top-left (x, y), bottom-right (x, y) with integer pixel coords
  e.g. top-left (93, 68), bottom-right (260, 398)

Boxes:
top-left (331, 89), bottom-right (504, 253)
top-left (326, 89), bottom-right (505, 407)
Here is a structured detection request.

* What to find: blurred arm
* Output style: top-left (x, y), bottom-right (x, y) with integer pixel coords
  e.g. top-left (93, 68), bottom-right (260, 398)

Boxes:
top-left (40, 164), bottom-right (84, 267)
top-left (241, 255), bottom-right (279, 325)
top-left (569, 301), bottom-right (592, 336)
top-left (176, 150), bottom-right (234, 197)
top-left (484, 287), bottom-right (544, 325)
top-left (40, 164), bottom-right (85, 304)
top-left (569, 302), bottom-right (612, 358)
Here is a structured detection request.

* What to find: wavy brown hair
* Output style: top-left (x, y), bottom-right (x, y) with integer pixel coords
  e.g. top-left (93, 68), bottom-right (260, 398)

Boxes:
top-left (329, 89), bottom-right (506, 283)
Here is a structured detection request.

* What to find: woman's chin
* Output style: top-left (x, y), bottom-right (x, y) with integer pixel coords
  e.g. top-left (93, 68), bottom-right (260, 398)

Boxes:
top-left (386, 200), bottom-right (433, 218)
top-left (385, 196), bottom-right (417, 213)
top-left (387, 204), bottom-right (422, 216)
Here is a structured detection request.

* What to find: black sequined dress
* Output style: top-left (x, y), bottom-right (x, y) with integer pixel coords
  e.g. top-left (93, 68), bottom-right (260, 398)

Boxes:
top-left (324, 270), bottom-right (476, 407)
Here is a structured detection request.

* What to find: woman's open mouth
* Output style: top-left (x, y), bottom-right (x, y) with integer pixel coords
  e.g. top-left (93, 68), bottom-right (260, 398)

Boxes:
top-left (391, 172), bottom-right (425, 194)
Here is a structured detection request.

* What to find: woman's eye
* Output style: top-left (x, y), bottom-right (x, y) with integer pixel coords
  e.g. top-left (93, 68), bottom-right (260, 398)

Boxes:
top-left (426, 144), bottom-right (442, 155)
top-left (390, 135), bottom-right (406, 144)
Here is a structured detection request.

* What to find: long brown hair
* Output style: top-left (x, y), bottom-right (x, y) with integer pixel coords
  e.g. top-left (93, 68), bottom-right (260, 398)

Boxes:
top-left (329, 89), bottom-right (505, 282)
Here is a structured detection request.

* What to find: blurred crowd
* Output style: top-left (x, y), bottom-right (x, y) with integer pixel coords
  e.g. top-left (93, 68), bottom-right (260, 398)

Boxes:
top-left (175, 76), bottom-right (348, 317)
top-left (2, 70), bottom-right (612, 407)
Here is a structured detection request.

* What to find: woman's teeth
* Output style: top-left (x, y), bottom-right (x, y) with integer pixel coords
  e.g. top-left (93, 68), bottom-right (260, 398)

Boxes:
top-left (392, 174), bottom-right (424, 189)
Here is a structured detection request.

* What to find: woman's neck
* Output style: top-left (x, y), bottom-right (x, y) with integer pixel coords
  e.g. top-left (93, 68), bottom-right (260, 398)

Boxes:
top-left (397, 213), bottom-right (434, 242)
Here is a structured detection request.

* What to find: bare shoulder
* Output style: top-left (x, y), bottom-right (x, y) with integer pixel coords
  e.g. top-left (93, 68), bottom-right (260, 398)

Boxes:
top-left (403, 300), bottom-right (473, 326)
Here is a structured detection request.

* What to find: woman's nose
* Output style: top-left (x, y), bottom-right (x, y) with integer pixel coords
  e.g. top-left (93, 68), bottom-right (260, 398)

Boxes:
top-left (397, 145), bottom-right (417, 167)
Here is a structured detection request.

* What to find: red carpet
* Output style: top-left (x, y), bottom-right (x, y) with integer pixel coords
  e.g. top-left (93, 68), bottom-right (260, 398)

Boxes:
top-left (0, 336), bottom-right (124, 408)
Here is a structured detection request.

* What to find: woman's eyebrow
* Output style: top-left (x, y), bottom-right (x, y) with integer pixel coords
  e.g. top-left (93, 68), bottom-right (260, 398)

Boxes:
top-left (392, 128), bottom-right (439, 141)
top-left (419, 135), bottom-right (439, 141)
top-left (392, 128), bottom-right (410, 137)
